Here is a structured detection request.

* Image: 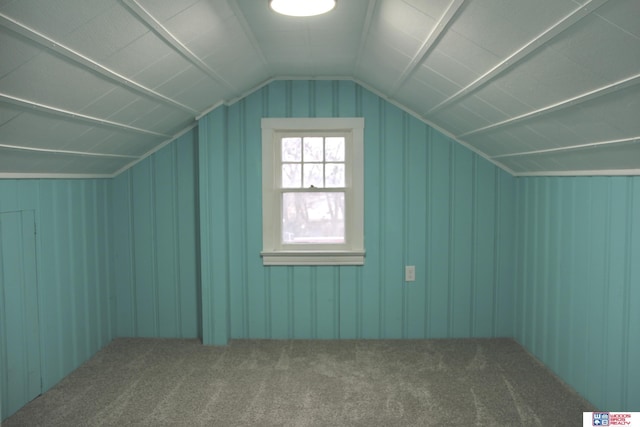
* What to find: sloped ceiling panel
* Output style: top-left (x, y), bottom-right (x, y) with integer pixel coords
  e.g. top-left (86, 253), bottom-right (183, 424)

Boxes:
top-left (0, 0), bottom-right (638, 177)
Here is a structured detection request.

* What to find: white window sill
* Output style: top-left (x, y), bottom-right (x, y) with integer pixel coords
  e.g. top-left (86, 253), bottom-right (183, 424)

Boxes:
top-left (261, 250), bottom-right (365, 266)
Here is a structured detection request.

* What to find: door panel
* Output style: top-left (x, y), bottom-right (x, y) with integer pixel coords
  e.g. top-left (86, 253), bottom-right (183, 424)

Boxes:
top-left (0, 210), bottom-right (41, 420)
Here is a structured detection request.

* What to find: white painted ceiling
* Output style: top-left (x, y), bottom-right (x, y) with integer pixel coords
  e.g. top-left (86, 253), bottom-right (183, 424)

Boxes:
top-left (0, 0), bottom-right (638, 177)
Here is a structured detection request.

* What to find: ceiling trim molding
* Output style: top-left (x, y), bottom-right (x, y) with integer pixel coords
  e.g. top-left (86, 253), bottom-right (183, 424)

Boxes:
top-left (459, 73), bottom-right (640, 138)
top-left (212, 77), bottom-right (640, 177)
top-left (175, 76), bottom-right (517, 177)
top-left (4, 76), bottom-right (636, 179)
top-left (0, 173), bottom-right (113, 179)
top-left (210, 76), bottom-right (640, 177)
top-left (424, 0), bottom-right (612, 116)
top-left (492, 136), bottom-right (640, 159)
top-left (0, 143), bottom-right (139, 159)
top-left (353, 0), bottom-right (378, 74)
top-left (0, 13), bottom-right (199, 116)
top-left (195, 75), bottom-right (356, 120)
top-left (515, 169), bottom-right (640, 177)
top-left (390, 0), bottom-right (466, 95)
top-left (228, 0), bottom-right (270, 71)
top-left (348, 78), bottom-right (517, 176)
top-left (195, 100), bottom-right (226, 122)
top-left (195, 76), bottom-right (272, 121)
top-left (121, 0), bottom-right (238, 94)
top-left (110, 122), bottom-right (198, 177)
top-left (0, 92), bottom-right (172, 137)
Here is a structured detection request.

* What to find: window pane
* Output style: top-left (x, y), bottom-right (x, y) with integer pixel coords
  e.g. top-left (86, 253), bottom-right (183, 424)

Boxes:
top-left (325, 137), bottom-right (345, 161)
top-left (303, 163), bottom-right (323, 188)
top-left (303, 137), bottom-right (323, 161)
top-left (282, 164), bottom-right (301, 188)
top-left (282, 192), bottom-right (345, 244)
top-left (325, 163), bottom-right (345, 187)
top-left (282, 137), bottom-right (301, 161)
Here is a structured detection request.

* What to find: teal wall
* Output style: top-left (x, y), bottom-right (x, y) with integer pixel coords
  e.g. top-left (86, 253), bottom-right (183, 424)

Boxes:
top-left (514, 176), bottom-right (640, 411)
top-left (0, 179), bottom-right (114, 419)
top-left (198, 80), bottom-right (516, 345)
top-left (1, 125), bottom-right (200, 421)
top-left (111, 129), bottom-right (200, 339)
top-left (3, 79), bottom-right (638, 416)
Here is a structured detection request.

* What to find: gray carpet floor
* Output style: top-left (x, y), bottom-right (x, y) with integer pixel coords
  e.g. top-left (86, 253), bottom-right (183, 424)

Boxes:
top-left (4, 338), bottom-right (594, 426)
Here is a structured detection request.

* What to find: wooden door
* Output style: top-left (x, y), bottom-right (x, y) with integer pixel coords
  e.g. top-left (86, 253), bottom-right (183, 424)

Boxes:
top-left (0, 210), bottom-right (41, 420)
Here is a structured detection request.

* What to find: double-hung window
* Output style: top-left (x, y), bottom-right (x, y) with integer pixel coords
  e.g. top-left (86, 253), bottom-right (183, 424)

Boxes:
top-left (261, 118), bottom-right (365, 265)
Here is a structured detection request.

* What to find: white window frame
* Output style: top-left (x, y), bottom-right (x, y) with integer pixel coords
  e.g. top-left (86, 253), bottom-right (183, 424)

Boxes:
top-left (261, 117), bottom-right (365, 266)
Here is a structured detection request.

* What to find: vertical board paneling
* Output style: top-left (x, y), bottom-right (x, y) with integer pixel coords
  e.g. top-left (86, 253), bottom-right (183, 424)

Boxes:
top-left (451, 144), bottom-right (473, 338)
top-left (268, 267), bottom-right (290, 339)
top-left (406, 118), bottom-right (427, 338)
top-left (155, 146), bottom-right (178, 337)
top-left (515, 176), bottom-right (640, 411)
top-left (293, 267), bottom-right (313, 338)
top-left (198, 80), bottom-right (515, 344)
top-left (226, 101), bottom-right (244, 339)
top-left (474, 159), bottom-right (496, 337)
top-left (627, 179), bottom-right (640, 410)
top-left (571, 179), bottom-right (590, 395)
top-left (360, 88), bottom-right (383, 338)
top-left (34, 181), bottom-right (63, 388)
top-left (111, 130), bottom-right (200, 339)
top-left (339, 266), bottom-right (358, 338)
top-left (0, 178), bottom-right (113, 421)
top-left (382, 103), bottom-right (404, 338)
top-left (176, 136), bottom-right (199, 338)
top-left (605, 180), bottom-right (628, 409)
top-left (428, 133), bottom-right (452, 337)
top-left (199, 109), bottom-right (231, 345)
top-left (244, 92), bottom-right (266, 339)
top-left (132, 159), bottom-right (157, 336)
top-left (112, 172), bottom-right (135, 336)
top-left (495, 169), bottom-right (515, 337)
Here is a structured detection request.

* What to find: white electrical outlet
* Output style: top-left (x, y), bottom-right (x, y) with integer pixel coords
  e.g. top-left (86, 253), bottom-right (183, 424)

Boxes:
top-left (405, 265), bottom-right (415, 282)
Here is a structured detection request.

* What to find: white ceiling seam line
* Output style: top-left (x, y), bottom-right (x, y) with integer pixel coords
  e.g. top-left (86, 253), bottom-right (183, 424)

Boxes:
top-left (458, 73), bottom-right (640, 138)
top-left (492, 136), bottom-right (640, 159)
top-left (0, 93), bottom-right (172, 138)
top-left (390, 0), bottom-right (466, 96)
top-left (0, 144), bottom-right (140, 159)
top-left (0, 13), bottom-right (199, 116)
top-left (353, 0), bottom-right (378, 75)
top-left (121, 0), bottom-right (239, 95)
top-left (228, 0), bottom-right (270, 70)
top-left (515, 169), bottom-right (640, 177)
top-left (424, 0), bottom-right (613, 116)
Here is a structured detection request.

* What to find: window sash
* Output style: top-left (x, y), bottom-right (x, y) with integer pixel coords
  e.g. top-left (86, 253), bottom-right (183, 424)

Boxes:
top-left (261, 117), bottom-right (365, 266)
top-left (276, 132), bottom-right (351, 190)
top-left (276, 132), bottom-right (352, 251)
top-left (280, 189), bottom-right (348, 249)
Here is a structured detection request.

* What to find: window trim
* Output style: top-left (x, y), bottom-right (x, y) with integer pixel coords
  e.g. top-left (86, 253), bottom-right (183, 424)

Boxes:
top-left (261, 117), bottom-right (365, 266)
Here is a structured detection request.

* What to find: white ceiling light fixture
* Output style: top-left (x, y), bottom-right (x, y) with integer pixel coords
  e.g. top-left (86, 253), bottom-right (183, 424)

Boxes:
top-left (269, 0), bottom-right (336, 17)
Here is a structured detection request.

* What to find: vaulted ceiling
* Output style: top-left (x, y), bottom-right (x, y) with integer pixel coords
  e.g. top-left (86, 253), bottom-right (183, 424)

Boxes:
top-left (1, 0), bottom-right (638, 178)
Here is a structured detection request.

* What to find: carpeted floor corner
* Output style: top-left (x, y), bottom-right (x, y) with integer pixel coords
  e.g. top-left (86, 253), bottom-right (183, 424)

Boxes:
top-left (3, 338), bottom-right (595, 426)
